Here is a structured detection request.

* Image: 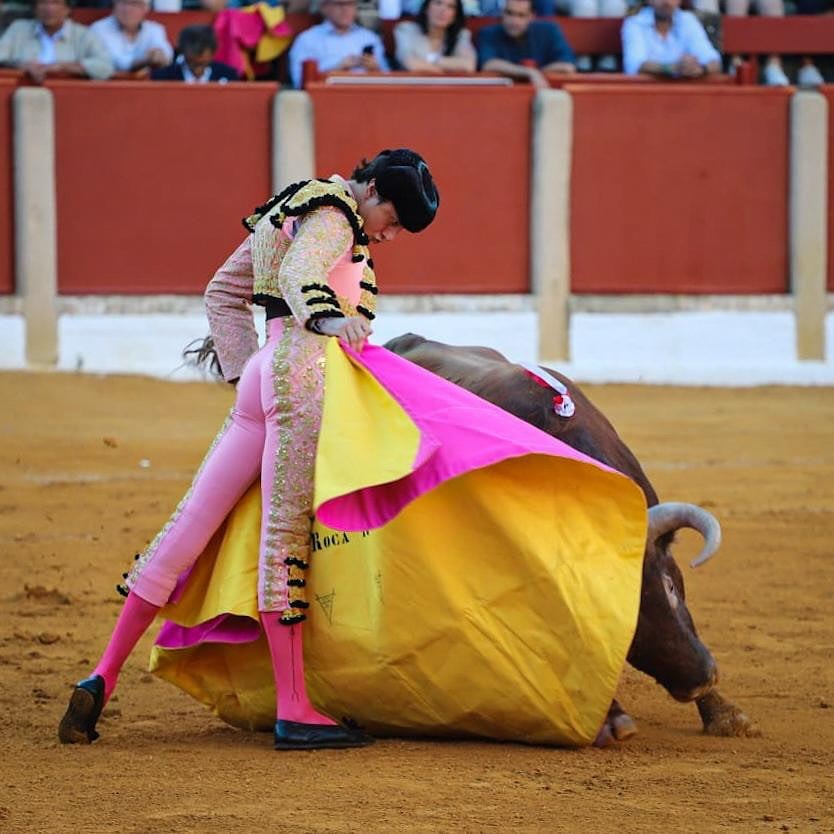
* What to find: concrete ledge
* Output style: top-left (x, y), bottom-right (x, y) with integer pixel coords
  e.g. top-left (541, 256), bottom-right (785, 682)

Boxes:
top-left (790, 90), bottom-right (828, 361)
top-left (569, 294), bottom-right (834, 313)
top-left (5, 293), bottom-right (833, 317)
top-left (273, 90), bottom-right (315, 190)
top-left (531, 89), bottom-right (572, 362)
top-left (13, 87), bottom-right (57, 367)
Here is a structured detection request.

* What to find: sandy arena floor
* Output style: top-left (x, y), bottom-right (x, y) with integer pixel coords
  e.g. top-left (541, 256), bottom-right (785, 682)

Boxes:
top-left (1, 371), bottom-right (832, 834)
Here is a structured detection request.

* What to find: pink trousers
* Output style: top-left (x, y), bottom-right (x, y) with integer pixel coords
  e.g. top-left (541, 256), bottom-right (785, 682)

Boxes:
top-left (127, 318), bottom-right (325, 617)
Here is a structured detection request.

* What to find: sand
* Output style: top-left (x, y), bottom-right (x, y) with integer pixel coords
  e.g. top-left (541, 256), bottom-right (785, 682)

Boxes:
top-left (1, 371), bottom-right (832, 834)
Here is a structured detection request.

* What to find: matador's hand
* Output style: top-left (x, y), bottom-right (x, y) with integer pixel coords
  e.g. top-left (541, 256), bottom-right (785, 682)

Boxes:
top-left (314, 316), bottom-right (373, 352)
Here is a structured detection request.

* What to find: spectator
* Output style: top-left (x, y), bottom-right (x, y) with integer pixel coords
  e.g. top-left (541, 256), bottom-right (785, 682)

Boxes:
top-left (0, 0), bottom-right (113, 81)
top-left (288, 0), bottom-right (389, 88)
top-left (477, 0), bottom-right (575, 90)
top-left (621, 0), bottom-right (721, 78)
top-left (394, 0), bottom-right (476, 72)
top-left (151, 24), bottom-right (239, 82)
top-left (90, 0), bottom-right (172, 74)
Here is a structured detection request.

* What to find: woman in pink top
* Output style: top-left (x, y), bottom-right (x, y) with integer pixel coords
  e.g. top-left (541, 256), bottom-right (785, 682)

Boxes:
top-left (58, 149), bottom-right (440, 752)
top-left (394, 0), bottom-right (476, 73)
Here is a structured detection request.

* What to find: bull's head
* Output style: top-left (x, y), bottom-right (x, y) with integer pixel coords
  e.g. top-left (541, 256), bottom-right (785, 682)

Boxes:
top-left (627, 503), bottom-right (721, 702)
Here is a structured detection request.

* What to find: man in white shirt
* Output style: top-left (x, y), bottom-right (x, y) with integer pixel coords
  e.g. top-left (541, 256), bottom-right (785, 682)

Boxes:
top-left (0, 0), bottom-right (113, 81)
top-left (90, 0), bottom-right (173, 74)
top-left (621, 0), bottom-right (721, 78)
top-left (288, 0), bottom-right (389, 88)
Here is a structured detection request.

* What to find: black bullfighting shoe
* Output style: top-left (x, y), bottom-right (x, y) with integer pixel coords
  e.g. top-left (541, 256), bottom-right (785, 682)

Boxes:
top-left (58, 674), bottom-right (105, 744)
top-left (274, 719), bottom-right (375, 751)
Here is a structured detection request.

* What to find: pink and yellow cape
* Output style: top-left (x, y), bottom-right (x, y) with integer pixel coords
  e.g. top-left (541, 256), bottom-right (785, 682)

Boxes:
top-left (150, 342), bottom-right (647, 746)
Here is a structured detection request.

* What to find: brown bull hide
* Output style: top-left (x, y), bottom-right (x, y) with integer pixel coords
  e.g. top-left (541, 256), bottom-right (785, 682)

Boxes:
top-left (384, 334), bottom-right (718, 707)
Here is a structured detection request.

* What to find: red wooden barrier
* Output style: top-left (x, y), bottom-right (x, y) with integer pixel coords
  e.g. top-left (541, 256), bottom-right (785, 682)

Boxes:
top-left (0, 80), bottom-right (14, 294)
top-left (723, 17), bottom-right (834, 56)
top-left (49, 80), bottom-right (276, 294)
top-left (309, 83), bottom-right (534, 293)
top-left (568, 85), bottom-right (791, 294)
top-left (822, 85), bottom-right (834, 294)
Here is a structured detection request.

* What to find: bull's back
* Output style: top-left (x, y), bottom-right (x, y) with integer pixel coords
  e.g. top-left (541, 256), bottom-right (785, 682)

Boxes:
top-left (385, 334), bottom-right (658, 505)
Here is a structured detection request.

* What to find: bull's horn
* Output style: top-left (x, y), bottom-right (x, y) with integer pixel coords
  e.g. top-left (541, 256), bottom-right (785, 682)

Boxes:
top-left (647, 502), bottom-right (722, 568)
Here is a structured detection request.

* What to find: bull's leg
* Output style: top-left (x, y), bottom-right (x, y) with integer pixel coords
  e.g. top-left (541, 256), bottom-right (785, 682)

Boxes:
top-left (593, 699), bottom-right (639, 747)
top-left (696, 690), bottom-right (761, 737)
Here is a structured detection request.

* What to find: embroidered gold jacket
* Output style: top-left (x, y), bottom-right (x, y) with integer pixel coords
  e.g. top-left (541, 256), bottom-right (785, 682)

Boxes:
top-left (204, 178), bottom-right (379, 382)
top-left (245, 179), bottom-right (378, 325)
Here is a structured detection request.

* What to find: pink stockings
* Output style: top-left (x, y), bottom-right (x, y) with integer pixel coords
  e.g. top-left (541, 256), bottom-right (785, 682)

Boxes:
top-left (93, 592), bottom-right (159, 702)
top-left (92, 594), bottom-right (333, 723)
top-left (260, 613), bottom-right (336, 725)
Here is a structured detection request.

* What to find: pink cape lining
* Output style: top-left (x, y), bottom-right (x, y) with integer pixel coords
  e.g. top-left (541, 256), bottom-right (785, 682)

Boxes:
top-left (156, 344), bottom-right (617, 651)
top-left (315, 343), bottom-right (615, 530)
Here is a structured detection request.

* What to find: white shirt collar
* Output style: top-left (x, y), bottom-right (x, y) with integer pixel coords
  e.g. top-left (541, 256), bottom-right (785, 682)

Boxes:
top-left (321, 20), bottom-right (359, 36)
top-left (35, 21), bottom-right (68, 41)
top-left (177, 53), bottom-right (213, 84)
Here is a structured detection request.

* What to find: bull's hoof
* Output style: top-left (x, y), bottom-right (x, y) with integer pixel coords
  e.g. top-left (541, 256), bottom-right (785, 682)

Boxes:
top-left (697, 691), bottom-right (761, 738)
top-left (593, 700), bottom-right (638, 747)
top-left (702, 706), bottom-right (761, 737)
top-left (610, 712), bottom-right (638, 741)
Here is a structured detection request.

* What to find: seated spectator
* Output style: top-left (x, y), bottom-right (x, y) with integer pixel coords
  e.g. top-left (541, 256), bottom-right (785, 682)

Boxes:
top-left (477, 0), bottom-right (576, 90)
top-left (90, 0), bottom-right (172, 74)
top-left (151, 24), bottom-right (239, 82)
top-left (394, 0), bottom-right (476, 73)
top-left (288, 0), bottom-right (389, 88)
top-left (0, 0), bottom-right (113, 82)
top-left (621, 0), bottom-right (721, 78)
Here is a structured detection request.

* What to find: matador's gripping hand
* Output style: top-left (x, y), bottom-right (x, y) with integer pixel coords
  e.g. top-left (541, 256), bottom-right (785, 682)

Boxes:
top-left (313, 316), bottom-right (373, 353)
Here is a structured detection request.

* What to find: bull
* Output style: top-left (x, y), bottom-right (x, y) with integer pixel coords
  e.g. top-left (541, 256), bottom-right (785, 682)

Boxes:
top-left (385, 333), bottom-right (760, 743)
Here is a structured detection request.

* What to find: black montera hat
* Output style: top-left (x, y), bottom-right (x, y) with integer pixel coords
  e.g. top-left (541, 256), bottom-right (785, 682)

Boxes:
top-left (372, 149), bottom-right (439, 233)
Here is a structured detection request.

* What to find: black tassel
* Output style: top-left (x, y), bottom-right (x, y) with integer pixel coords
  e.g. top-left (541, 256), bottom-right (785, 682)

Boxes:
top-left (300, 283), bottom-right (337, 298)
top-left (305, 295), bottom-right (340, 309)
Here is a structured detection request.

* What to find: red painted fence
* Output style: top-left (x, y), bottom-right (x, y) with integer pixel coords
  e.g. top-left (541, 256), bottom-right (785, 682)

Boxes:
top-left (48, 80), bottom-right (276, 294)
top-left (310, 83), bottom-right (534, 294)
top-left (0, 81), bottom-right (824, 298)
top-left (568, 85), bottom-right (791, 294)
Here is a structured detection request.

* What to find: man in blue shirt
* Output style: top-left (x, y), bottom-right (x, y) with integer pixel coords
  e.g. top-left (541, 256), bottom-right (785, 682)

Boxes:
top-left (477, 0), bottom-right (575, 89)
top-left (621, 0), bottom-right (721, 78)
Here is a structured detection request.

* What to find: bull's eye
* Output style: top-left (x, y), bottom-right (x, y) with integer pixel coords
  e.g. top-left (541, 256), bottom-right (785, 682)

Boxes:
top-left (662, 573), bottom-right (679, 609)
